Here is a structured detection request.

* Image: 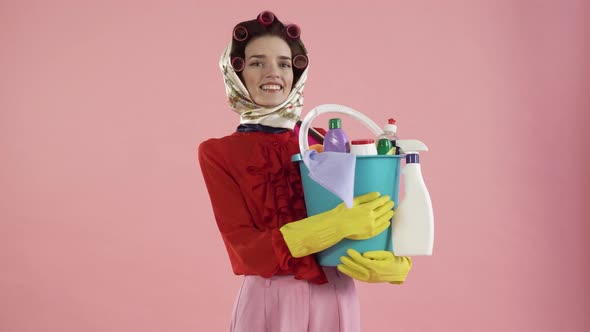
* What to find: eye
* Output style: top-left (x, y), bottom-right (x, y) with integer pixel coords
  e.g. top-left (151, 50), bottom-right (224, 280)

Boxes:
top-left (280, 62), bottom-right (292, 68)
top-left (249, 61), bottom-right (263, 67)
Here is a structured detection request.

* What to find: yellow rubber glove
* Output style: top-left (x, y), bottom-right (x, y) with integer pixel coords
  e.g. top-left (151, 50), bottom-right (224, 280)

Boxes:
top-left (280, 192), bottom-right (394, 258)
top-left (337, 249), bottom-right (412, 284)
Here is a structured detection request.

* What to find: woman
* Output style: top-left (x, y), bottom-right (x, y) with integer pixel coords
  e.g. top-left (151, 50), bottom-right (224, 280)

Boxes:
top-left (198, 11), bottom-right (412, 331)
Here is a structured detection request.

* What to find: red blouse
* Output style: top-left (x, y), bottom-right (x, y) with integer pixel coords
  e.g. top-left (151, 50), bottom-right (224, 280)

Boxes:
top-left (198, 129), bottom-right (328, 284)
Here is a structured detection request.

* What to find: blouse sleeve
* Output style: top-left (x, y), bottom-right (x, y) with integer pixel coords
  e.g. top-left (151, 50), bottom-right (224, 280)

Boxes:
top-left (198, 139), bottom-right (326, 283)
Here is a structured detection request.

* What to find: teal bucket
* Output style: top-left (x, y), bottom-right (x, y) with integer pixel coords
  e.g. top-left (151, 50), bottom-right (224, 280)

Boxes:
top-left (291, 154), bottom-right (403, 266)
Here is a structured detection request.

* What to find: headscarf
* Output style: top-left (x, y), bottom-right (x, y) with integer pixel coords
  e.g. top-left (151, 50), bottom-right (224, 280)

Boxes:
top-left (219, 40), bottom-right (309, 130)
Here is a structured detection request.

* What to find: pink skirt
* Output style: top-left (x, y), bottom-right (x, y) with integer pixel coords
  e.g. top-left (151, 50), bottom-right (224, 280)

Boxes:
top-left (229, 267), bottom-right (360, 332)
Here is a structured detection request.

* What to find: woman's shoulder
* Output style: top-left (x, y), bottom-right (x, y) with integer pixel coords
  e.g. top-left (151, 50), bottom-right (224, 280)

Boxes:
top-left (199, 131), bottom-right (286, 161)
top-left (199, 133), bottom-right (236, 150)
top-left (200, 131), bottom-right (270, 149)
top-left (199, 132), bottom-right (241, 161)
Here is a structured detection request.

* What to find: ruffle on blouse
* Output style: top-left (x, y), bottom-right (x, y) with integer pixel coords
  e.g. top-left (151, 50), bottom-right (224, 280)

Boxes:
top-left (246, 135), bottom-right (327, 284)
top-left (245, 138), bottom-right (307, 228)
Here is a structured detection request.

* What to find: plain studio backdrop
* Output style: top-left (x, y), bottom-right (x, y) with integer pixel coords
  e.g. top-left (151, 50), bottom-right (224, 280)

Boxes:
top-left (1, 0), bottom-right (589, 331)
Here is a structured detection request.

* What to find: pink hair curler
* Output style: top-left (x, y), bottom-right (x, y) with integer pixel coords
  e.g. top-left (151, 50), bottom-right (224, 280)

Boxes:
top-left (292, 54), bottom-right (308, 69)
top-left (233, 25), bottom-right (248, 41)
top-left (285, 24), bottom-right (301, 39)
top-left (231, 57), bottom-right (245, 72)
top-left (257, 11), bottom-right (275, 26)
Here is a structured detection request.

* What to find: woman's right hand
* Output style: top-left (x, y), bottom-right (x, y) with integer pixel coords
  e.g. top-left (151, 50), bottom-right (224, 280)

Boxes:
top-left (326, 192), bottom-right (394, 240)
top-left (279, 192), bottom-right (393, 258)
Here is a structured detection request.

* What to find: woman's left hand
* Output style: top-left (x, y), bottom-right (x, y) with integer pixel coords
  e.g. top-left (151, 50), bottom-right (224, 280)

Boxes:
top-left (337, 249), bottom-right (412, 284)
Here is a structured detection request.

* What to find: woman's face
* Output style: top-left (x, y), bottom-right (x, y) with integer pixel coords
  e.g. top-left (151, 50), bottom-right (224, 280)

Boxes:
top-left (242, 35), bottom-right (294, 107)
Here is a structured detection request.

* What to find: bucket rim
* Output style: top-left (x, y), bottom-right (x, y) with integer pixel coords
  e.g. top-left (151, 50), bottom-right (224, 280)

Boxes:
top-left (291, 153), bottom-right (405, 162)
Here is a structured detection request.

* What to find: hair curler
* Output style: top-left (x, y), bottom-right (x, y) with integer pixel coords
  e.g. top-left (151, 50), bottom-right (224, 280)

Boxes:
top-left (233, 25), bottom-right (248, 41)
top-left (231, 57), bottom-right (245, 72)
top-left (292, 54), bottom-right (308, 69)
top-left (285, 24), bottom-right (301, 39)
top-left (257, 11), bottom-right (275, 26)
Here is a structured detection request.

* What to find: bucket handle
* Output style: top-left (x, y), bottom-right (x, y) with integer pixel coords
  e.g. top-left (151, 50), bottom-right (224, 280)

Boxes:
top-left (299, 104), bottom-right (384, 154)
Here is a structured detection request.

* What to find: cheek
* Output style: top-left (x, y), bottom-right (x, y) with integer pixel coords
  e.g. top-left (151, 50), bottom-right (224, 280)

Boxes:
top-left (242, 71), bottom-right (258, 92)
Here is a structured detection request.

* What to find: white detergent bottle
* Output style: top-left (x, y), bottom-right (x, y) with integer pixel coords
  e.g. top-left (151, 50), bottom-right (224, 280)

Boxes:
top-left (392, 139), bottom-right (434, 256)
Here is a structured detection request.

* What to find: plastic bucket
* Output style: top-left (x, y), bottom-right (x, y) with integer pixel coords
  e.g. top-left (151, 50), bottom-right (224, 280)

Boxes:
top-left (293, 104), bottom-right (403, 266)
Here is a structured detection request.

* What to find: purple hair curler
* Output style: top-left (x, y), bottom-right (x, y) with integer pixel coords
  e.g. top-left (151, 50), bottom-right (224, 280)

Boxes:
top-left (292, 54), bottom-right (308, 69)
top-left (257, 11), bottom-right (275, 26)
top-left (231, 56), bottom-right (245, 72)
top-left (285, 24), bottom-right (301, 39)
top-left (233, 25), bottom-right (248, 42)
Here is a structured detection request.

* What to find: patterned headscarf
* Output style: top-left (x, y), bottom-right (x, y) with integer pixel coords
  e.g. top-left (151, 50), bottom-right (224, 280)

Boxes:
top-left (219, 40), bottom-right (309, 130)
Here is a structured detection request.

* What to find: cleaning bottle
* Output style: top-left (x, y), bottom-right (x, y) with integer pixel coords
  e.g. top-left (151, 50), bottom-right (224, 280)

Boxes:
top-left (392, 139), bottom-right (434, 256)
top-left (376, 118), bottom-right (399, 155)
top-left (323, 118), bottom-right (350, 153)
top-left (376, 138), bottom-right (392, 155)
top-left (350, 139), bottom-right (377, 155)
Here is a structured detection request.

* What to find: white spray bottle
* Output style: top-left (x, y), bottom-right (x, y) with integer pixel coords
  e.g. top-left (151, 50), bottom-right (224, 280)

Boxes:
top-left (392, 139), bottom-right (434, 256)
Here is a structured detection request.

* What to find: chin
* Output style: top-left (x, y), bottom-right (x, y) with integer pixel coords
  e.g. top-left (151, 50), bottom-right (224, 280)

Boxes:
top-left (257, 97), bottom-right (288, 107)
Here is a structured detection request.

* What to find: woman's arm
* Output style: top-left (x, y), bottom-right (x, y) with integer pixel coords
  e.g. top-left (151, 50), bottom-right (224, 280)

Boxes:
top-left (198, 139), bottom-right (324, 280)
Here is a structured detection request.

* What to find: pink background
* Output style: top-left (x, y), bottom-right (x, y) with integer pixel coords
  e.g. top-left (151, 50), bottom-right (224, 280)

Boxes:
top-left (1, 0), bottom-right (589, 331)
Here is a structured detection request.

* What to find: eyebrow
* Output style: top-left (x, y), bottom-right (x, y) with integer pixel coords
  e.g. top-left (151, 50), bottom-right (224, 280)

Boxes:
top-left (248, 54), bottom-right (292, 60)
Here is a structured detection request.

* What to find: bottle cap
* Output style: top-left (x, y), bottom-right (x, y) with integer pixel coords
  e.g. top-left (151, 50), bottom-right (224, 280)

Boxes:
top-left (329, 118), bottom-right (342, 129)
top-left (351, 139), bottom-right (375, 145)
top-left (384, 118), bottom-right (397, 134)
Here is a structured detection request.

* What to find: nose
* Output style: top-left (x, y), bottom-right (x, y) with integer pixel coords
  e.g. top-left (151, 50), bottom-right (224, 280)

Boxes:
top-left (264, 62), bottom-right (281, 78)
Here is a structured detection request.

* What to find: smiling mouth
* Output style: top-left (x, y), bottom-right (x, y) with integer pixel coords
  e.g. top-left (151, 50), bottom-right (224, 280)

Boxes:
top-left (260, 84), bottom-right (283, 92)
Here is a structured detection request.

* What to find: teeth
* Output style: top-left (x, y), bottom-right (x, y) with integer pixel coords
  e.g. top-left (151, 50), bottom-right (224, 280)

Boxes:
top-left (261, 84), bottom-right (281, 90)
